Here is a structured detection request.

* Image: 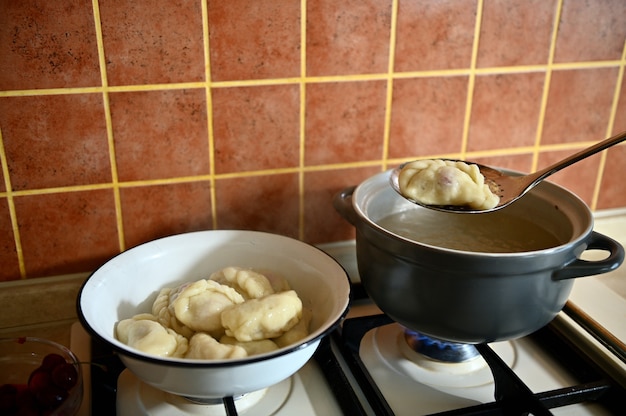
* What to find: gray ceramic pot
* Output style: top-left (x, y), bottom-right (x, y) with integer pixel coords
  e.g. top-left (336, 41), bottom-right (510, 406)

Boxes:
top-left (334, 170), bottom-right (624, 343)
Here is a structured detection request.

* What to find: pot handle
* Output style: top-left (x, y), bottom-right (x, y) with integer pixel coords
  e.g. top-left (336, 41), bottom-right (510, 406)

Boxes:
top-left (333, 186), bottom-right (358, 225)
top-left (553, 231), bottom-right (625, 280)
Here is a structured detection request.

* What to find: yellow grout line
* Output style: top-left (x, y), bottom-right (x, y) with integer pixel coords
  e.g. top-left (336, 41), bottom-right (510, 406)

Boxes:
top-left (298, 0), bottom-right (308, 240)
top-left (7, 183), bottom-right (115, 197)
top-left (201, 0), bottom-right (218, 230)
top-left (459, 0), bottom-right (484, 157)
top-left (381, 0), bottom-right (399, 171)
top-left (531, 0), bottom-right (562, 172)
top-left (0, 139), bottom-right (611, 198)
top-left (92, 0), bottom-right (125, 252)
top-left (0, 87), bottom-right (103, 97)
top-left (590, 40), bottom-right (626, 210)
top-left (2, 60), bottom-right (623, 98)
top-left (2, 138), bottom-right (617, 201)
top-left (0, 128), bottom-right (26, 278)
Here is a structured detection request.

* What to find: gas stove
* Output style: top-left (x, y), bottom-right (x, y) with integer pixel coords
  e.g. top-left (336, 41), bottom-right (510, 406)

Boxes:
top-left (86, 212), bottom-right (626, 415)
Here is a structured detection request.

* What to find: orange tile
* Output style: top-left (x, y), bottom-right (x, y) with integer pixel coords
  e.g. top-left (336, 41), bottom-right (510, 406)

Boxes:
top-left (208, 0), bottom-right (300, 81)
top-left (305, 81), bottom-right (386, 165)
top-left (303, 166), bottom-right (381, 244)
top-left (109, 89), bottom-right (209, 181)
top-left (0, 197), bottom-right (20, 282)
top-left (541, 68), bottom-right (619, 145)
top-left (536, 148), bottom-right (602, 206)
top-left (395, 0), bottom-right (476, 72)
top-left (212, 85), bottom-right (300, 174)
top-left (120, 181), bottom-right (213, 249)
top-left (99, 0), bottom-right (204, 85)
top-left (467, 73), bottom-right (544, 151)
top-left (472, 153), bottom-right (534, 174)
top-left (0, 0), bottom-right (100, 90)
top-left (14, 189), bottom-right (119, 278)
top-left (0, 94), bottom-right (110, 191)
top-left (388, 76), bottom-right (468, 158)
top-left (477, 0), bottom-right (556, 67)
top-left (214, 174), bottom-right (299, 238)
top-left (554, 0), bottom-right (626, 63)
top-left (596, 144), bottom-right (626, 209)
top-left (307, 0), bottom-right (391, 76)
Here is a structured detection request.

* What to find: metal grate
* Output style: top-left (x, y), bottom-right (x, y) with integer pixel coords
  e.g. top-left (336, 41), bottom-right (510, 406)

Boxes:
top-left (315, 311), bottom-right (626, 416)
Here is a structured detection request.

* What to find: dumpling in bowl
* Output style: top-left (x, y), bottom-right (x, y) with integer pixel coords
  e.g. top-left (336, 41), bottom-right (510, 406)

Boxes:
top-left (170, 279), bottom-right (245, 337)
top-left (221, 290), bottom-right (303, 342)
top-left (185, 333), bottom-right (247, 359)
top-left (116, 313), bottom-right (188, 358)
top-left (273, 307), bottom-right (312, 348)
top-left (209, 266), bottom-right (275, 299)
top-left (219, 335), bottom-right (279, 355)
top-left (152, 287), bottom-right (195, 339)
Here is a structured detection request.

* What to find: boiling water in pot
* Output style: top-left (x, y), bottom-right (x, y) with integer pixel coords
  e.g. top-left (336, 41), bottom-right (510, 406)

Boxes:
top-left (377, 209), bottom-right (562, 253)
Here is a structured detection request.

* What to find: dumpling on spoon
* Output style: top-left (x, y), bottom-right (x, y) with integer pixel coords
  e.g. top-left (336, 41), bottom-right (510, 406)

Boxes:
top-left (398, 159), bottom-right (499, 210)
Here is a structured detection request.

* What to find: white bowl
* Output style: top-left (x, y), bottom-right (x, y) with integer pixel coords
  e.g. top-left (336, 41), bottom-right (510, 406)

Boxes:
top-left (77, 230), bottom-right (350, 399)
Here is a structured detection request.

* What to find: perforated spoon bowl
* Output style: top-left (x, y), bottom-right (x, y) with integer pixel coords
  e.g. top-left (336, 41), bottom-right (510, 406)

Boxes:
top-left (390, 130), bottom-right (626, 213)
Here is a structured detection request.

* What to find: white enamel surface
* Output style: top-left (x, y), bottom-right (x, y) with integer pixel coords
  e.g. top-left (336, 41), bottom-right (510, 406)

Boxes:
top-left (78, 230), bottom-right (350, 398)
top-left (117, 339), bottom-right (320, 398)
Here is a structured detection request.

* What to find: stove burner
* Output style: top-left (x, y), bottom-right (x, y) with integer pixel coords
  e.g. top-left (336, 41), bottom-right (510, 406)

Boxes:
top-left (183, 394), bottom-right (246, 405)
top-left (403, 329), bottom-right (480, 363)
top-left (365, 323), bottom-right (516, 391)
top-left (116, 369), bottom-right (292, 415)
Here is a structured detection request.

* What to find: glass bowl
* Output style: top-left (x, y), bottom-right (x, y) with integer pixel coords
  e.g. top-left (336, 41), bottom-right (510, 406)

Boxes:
top-left (0, 337), bottom-right (83, 415)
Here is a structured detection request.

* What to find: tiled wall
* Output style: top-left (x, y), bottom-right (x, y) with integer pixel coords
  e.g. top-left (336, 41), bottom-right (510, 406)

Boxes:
top-left (1, 0), bottom-right (625, 281)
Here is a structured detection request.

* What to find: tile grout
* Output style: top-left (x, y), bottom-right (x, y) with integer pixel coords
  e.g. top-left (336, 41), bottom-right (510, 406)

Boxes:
top-left (1, 59), bottom-right (624, 98)
top-left (2, 140), bottom-right (624, 200)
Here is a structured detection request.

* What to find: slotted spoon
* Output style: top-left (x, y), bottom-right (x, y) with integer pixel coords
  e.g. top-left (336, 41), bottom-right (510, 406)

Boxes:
top-left (390, 130), bottom-right (626, 213)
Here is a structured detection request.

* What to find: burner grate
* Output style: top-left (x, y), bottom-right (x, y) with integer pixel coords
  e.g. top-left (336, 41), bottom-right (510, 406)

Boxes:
top-left (317, 313), bottom-right (626, 416)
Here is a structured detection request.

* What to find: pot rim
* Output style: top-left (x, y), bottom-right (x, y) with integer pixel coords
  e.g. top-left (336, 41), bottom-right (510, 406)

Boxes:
top-left (352, 169), bottom-right (594, 257)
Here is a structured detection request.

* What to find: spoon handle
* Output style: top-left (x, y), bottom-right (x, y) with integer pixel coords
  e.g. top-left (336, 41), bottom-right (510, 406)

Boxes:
top-left (529, 130), bottom-right (626, 184)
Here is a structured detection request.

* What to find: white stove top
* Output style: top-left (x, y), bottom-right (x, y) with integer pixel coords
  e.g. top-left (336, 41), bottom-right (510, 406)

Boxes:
top-left (116, 361), bottom-right (341, 415)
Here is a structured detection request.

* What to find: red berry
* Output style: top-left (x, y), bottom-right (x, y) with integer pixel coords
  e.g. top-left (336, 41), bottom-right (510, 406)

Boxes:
top-left (28, 369), bottom-right (53, 393)
top-left (51, 363), bottom-right (78, 390)
top-left (15, 402), bottom-right (39, 416)
top-left (35, 384), bottom-right (67, 410)
top-left (12, 384), bottom-right (37, 415)
top-left (40, 353), bottom-right (66, 371)
top-left (0, 384), bottom-right (18, 412)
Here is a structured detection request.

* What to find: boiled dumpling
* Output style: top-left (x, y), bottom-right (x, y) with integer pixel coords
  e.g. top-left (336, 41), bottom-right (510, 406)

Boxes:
top-left (273, 307), bottom-right (312, 348)
top-left (221, 290), bottom-right (302, 342)
top-left (220, 335), bottom-right (279, 355)
top-left (116, 314), bottom-right (188, 358)
top-left (209, 266), bottom-right (275, 299)
top-left (152, 287), bottom-right (195, 339)
top-left (257, 269), bottom-right (292, 293)
top-left (185, 333), bottom-right (247, 359)
top-left (398, 159), bottom-right (499, 210)
top-left (170, 279), bottom-right (245, 336)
